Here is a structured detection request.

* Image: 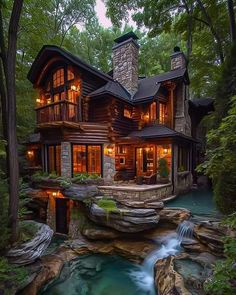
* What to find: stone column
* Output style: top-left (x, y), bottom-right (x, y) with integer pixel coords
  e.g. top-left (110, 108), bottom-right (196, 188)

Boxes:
top-left (61, 142), bottom-right (72, 178)
top-left (103, 143), bottom-right (116, 185)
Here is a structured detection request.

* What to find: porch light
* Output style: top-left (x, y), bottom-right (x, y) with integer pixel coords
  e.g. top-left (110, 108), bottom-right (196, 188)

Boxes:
top-left (163, 145), bottom-right (169, 154)
top-left (52, 191), bottom-right (60, 197)
top-left (71, 84), bottom-right (80, 92)
top-left (27, 150), bottom-right (34, 158)
top-left (36, 98), bottom-right (41, 103)
top-left (107, 145), bottom-right (114, 155)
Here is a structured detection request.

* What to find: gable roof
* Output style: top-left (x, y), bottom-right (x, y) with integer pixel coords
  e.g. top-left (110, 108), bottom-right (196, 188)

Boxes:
top-left (27, 45), bottom-right (113, 84)
top-left (89, 80), bottom-right (131, 102)
top-left (89, 67), bottom-right (188, 103)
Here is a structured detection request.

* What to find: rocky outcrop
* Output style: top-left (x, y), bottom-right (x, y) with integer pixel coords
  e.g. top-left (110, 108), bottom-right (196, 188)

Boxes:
top-left (159, 207), bottom-right (191, 226)
top-left (155, 252), bottom-right (216, 295)
top-left (155, 255), bottom-right (191, 295)
top-left (63, 184), bottom-right (99, 201)
top-left (7, 221), bottom-right (53, 265)
top-left (87, 203), bottom-right (160, 232)
top-left (193, 221), bottom-right (225, 255)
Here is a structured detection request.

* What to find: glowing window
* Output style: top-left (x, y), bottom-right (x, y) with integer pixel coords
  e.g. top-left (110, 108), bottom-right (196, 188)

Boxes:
top-left (53, 68), bottom-right (64, 88)
top-left (124, 107), bottom-right (132, 118)
top-left (159, 103), bottom-right (166, 124)
top-left (68, 69), bottom-right (75, 81)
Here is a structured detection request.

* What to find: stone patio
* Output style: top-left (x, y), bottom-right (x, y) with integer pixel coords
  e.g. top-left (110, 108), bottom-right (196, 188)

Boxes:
top-left (98, 183), bottom-right (173, 203)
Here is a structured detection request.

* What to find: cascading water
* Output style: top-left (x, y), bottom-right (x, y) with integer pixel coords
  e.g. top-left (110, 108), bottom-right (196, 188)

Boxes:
top-left (129, 221), bottom-right (195, 294)
top-left (177, 220), bottom-right (194, 241)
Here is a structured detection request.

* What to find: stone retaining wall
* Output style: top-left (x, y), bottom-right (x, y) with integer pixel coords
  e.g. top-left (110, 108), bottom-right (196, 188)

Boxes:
top-left (99, 184), bottom-right (173, 203)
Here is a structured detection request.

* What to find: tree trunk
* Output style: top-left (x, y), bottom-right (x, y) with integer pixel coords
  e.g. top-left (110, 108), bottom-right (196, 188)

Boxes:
top-left (6, 0), bottom-right (24, 242)
top-left (227, 0), bottom-right (236, 42)
top-left (196, 0), bottom-right (224, 63)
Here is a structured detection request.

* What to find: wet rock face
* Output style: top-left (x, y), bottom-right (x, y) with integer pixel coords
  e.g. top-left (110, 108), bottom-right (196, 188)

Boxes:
top-left (7, 221), bottom-right (53, 265)
top-left (155, 252), bottom-right (216, 295)
top-left (159, 207), bottom-right (191, 226)
top-left (87, 203), bottom-right (160, 232)
top-left (193, 222), bottom-right (225, 255)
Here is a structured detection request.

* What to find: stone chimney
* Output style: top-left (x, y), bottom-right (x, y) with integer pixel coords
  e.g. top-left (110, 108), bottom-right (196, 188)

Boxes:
top-left (112, 31), bottom-right (139, 95)
top-left (170, 46), bottom-right (187, 70)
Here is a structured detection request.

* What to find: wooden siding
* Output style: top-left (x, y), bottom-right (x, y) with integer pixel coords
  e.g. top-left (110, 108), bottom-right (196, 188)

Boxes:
top-left (39, 122), bottom-right (109, 144)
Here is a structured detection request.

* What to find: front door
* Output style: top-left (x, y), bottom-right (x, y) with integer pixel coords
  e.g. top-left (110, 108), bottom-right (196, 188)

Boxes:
top-left (56, 198), bottom-right (68, 234)
top-left (136, 147), bottom-right (154, 176)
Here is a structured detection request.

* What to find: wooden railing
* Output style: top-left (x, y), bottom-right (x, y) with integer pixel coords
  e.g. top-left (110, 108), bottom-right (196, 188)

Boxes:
top-left (36, 100), bottom-right (78, 124)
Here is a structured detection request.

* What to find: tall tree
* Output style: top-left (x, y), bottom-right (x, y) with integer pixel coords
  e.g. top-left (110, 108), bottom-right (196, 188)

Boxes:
top-left (0, 0), bottom-right (24, 242)
top-left (227, 0), bottom-right (236, 42)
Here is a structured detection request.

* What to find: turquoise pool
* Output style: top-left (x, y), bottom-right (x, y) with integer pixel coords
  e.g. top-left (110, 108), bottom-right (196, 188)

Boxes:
top-left (40, 254), bottom-right (157, 295)
top-left (166, 189), bottom-right (221, 218)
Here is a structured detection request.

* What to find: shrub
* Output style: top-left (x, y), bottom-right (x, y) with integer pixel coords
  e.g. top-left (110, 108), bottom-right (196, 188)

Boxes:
top-left (0, 257), bottom-right (28, 294)
top-left (158, 158), bottom-right (169, 178)
top-left (204, 214), bottom-right (236, 295)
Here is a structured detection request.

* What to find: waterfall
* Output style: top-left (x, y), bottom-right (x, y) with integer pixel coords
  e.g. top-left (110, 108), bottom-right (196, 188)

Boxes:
top-left (129, 220), bottom-right (195, 294)
top-left (177, 220), bottom-right (194, 241)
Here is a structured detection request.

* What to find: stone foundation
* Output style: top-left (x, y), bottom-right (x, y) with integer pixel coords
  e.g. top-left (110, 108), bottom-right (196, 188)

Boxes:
top-left (175, 171), bottom-right (193, 195)
top-left (99, 184), bottom-right (173, 203)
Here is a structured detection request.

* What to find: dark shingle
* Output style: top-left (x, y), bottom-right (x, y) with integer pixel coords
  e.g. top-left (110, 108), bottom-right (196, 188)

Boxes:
top-left (89, 81), bottom-right (131, 102)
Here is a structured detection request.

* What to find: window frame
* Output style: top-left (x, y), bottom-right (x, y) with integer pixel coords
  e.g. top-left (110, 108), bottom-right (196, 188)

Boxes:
top-left (71, 144), bottom-right (103, 177)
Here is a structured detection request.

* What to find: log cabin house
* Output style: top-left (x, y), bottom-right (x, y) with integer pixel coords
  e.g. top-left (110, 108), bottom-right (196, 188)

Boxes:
top-left (26, 31), bottom-right (213, 212)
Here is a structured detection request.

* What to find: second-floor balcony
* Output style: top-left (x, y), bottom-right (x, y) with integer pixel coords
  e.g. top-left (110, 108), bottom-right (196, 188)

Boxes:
top-left (36, 100), bottom-right (78, 124)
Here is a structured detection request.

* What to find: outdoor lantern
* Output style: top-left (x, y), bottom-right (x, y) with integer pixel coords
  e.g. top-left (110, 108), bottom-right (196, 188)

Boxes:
top-left (163, 145), bottom-right (169, 154)
top-left (27, 150), bottom-right (34, 159)
top-left (107, 145), bottom-right (114, 155)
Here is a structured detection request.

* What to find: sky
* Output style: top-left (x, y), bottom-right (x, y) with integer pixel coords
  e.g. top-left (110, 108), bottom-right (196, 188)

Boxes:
top-left (95, 0), bottom-right (136, 28)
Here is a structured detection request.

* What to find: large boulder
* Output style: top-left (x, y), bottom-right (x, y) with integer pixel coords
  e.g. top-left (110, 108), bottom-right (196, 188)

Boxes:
top-left (63, 184), bottom-right (99, 201)
top-left (7, 221), bottom-right (53, 265)
top-left (87, 203), bottom-right (160, 232)
top-left (159, 207), bottom-right (191, 226)
top-left (193, 221), bottom-right (225, 255)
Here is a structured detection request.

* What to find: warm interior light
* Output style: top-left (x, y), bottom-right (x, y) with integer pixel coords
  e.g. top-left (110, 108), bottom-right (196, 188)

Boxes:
top-left (107, 145), bottom-right (114, 155)
top-left (47, 98), bottom-right (51, 104)
top-left (163, 145), bottom-right (169, 154)
top-left (36, 98), bottom-right (41, 103)
top-left (71, 84), bottom-right (80, 92)
top-left (27, 150), bottom-right (34, 159)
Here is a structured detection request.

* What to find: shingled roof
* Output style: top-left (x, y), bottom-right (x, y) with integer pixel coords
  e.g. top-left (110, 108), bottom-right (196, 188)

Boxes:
top-left (127, 124), bottom-right (196, 141)
top-left (89, 67), bottom-right (188, 103)
top-left (28, 45), bottom-right (113, 84)
top-left (89, 81), bottom-right (131, 102)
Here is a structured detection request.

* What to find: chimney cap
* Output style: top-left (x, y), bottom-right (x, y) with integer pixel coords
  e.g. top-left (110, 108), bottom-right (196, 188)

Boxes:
top-left (114, 31), bottom-right (139, 44)
top-left (174, 46), bottom-right (181, 52)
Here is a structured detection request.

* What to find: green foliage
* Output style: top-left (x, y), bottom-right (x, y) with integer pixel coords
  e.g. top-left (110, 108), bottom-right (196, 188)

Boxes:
top-left (204, 215), bottom-right (236, 295)
top-left (97, 198), bottom-right (118, 219)
top-left (158, 158), bottom-right (169, 178)
top-left (197, 96), bottom-right (236, 214)
top-left (0, 257), bottom-right (28, 294)
top-left (72, 172), bottom-right (101, 184)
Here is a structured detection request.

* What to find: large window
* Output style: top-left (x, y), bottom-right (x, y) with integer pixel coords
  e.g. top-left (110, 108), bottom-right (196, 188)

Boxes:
top-left (37, 66), bottom-right (80, 106)
top-left (72, 145), bottom-right (102, 176)
top-left (47, 145), bottom-right (61, 175)
top-left (178, 146), bottom-right (190, 171)
top-left (149, 102), bottom-right (157, 121)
